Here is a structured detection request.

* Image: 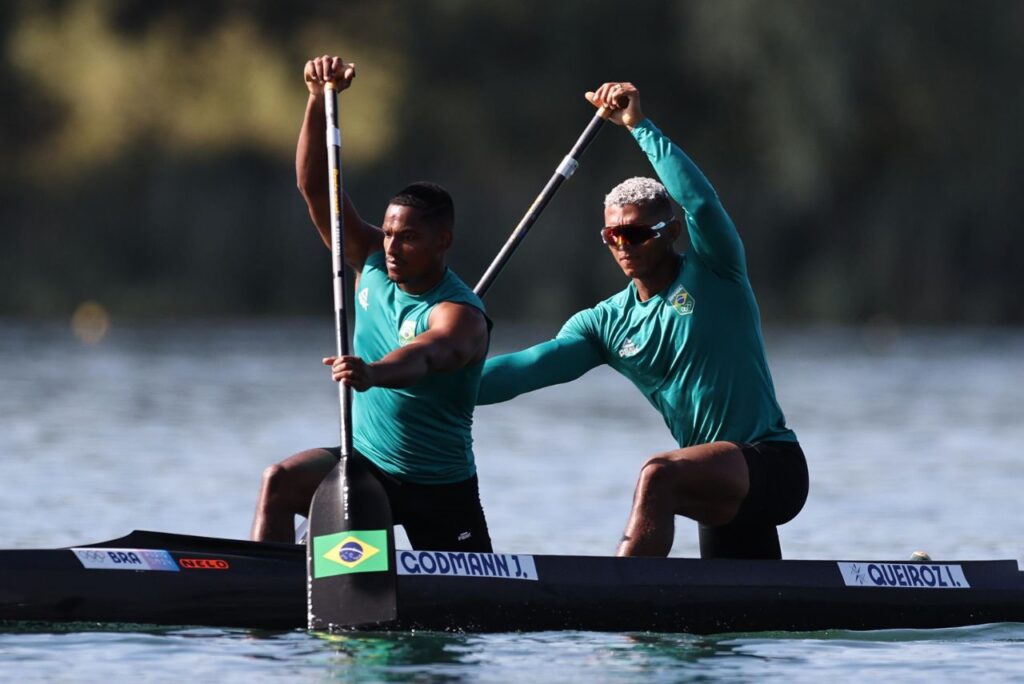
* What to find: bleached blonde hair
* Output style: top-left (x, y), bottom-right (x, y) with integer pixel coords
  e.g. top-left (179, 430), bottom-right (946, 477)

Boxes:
top-left (604, 177), bottom-right (671, 216)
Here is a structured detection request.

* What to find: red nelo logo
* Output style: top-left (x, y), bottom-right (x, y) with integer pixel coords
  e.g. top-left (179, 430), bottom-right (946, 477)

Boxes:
top-left (179, 558), bottom-right (230, 570)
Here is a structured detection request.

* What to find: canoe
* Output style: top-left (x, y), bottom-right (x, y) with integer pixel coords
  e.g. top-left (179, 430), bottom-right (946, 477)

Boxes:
top-left (2, 530), bottom-right (1023, 633)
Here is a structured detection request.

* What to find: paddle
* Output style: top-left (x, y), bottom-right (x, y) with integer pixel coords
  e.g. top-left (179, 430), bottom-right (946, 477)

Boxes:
top-left (306, 81), bottom-right (397, 632)
top-left (474, 106), bottom-right (611, 297)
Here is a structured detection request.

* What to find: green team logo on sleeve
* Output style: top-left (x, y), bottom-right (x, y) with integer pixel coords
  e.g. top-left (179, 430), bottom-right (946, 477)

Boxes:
top-left (669, 285), bottom-right (695, 315)
top-left (312, 530), bottom-right (390, 577)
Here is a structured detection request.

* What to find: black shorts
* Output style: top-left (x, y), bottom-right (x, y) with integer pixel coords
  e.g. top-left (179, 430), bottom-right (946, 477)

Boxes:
top-left (698, 440), bottom-right (808, 560)
top-left (327, 448), bottom-right (492, 553)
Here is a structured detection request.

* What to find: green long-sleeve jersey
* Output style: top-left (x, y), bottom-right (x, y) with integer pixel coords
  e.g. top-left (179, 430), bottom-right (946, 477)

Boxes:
top-left (478, 118), bottom-right (795, 447)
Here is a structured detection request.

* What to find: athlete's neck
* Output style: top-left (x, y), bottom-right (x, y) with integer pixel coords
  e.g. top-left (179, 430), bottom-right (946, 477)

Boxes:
top-left (633, 253), bottom-right (681, 302)
top-left (396, 263), bottom-right (446, 295)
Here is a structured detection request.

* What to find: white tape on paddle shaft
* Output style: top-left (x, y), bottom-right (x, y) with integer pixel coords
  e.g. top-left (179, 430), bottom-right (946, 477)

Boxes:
top-left (327, 126), bottom-right (341, 147)
top-left (556, 155), bottom-right (579, 178)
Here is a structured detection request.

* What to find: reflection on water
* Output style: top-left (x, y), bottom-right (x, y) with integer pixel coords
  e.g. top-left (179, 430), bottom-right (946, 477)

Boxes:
top-left (616, 632), bottom-right (745, 666)
top-left (314, 630), bottom-right (740, 681)
top-left (2, 619), bottom-right (1024, 682)
top-left (715, 622), bottom-right (1024, 644)
top-left (323, 631), bottom-right (466, 666)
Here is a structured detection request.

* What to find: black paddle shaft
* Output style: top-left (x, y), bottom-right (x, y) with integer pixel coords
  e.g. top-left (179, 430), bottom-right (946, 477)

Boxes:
top-left (324, 82), bottom-right (354, 461)
top-left (473, 109), bottom-right (610, 297)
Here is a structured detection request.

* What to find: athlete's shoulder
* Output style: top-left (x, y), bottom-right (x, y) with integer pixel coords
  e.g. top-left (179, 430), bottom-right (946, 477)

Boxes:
top-left (557, 284), bottom-right (630, 341)
top-left (430, 269), bottom-right (490, 335)
top-left (436, 268), bottom-right (484, 311)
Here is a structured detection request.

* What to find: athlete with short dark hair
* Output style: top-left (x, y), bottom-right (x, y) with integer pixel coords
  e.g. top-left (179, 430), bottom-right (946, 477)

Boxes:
top-left (478, 82), bottom-right (808, 560)
top-left (251, 56), bottom-right (492, 552)
top-left (388, 182), bottom-right (455, 231)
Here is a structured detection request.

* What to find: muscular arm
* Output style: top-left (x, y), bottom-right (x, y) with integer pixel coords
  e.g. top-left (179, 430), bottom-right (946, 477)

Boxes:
top-left (477, 336), bottom-right (604, 405)
top-left (330, 302), bottom-right (489, 390)
top-left (295, 71), bottom-right (383, 272)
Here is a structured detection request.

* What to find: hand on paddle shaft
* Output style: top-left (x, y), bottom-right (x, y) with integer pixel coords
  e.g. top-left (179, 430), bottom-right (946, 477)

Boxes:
top-left (585, 82), bottom-right (646, 130)
top-left (304, 55), bottom-right (356, 95)
top-left (323, 355), bottom-right (376, 392)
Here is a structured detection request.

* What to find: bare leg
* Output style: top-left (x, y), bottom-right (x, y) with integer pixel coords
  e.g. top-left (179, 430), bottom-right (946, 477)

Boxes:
top-left (616, 441), bottom-right (749, 557)
top-left (250, 448), bottom-right (337, 542)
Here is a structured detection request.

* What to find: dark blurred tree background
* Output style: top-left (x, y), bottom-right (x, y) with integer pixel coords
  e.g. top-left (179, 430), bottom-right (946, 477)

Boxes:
top-left (2, 0), bottom-right (1022, 324)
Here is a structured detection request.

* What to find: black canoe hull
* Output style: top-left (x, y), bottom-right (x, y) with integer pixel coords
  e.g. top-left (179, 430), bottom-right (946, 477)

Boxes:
top-left (1, 530), bottom-right (1022, 633)
top-left (0, 532), bottom-right (305, 630)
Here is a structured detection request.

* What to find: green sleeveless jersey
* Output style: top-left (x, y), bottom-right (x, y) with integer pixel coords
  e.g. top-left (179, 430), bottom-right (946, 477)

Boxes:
top-left (352, 250), bottom-right (488, 484)
top-left (479, 119), bottom-right (795, 447)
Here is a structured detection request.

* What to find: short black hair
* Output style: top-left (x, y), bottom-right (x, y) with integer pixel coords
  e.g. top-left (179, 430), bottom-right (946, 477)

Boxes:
top-left (388, 181), bottom-right (454, 231)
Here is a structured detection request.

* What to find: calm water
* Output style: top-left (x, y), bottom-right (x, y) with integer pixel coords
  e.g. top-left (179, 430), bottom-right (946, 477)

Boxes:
top-left (1, 320), bottom-right (1022, 681)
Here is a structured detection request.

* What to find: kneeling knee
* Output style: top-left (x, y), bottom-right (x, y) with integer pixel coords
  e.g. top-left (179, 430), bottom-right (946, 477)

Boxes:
top-left (637, 454), bottom-right (676, 494)
top-left (259, 462), bottom-right (289, 496)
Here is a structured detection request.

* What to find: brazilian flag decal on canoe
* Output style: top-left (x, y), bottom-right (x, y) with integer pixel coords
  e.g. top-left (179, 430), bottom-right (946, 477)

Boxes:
top-left (312, 530), bottom-right (389, 577)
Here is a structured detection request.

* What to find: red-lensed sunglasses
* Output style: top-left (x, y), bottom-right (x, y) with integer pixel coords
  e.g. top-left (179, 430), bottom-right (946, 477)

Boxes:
top-left (600, 220), bottom-right (671, 247)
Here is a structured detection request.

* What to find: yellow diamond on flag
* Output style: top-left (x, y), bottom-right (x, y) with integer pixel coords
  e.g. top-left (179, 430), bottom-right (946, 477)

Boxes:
top-left (323, 535), bottom-right (381, 569)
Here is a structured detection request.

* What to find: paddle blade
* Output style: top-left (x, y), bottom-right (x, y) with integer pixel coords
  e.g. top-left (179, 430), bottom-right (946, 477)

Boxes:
top-left (306, 455), bottom-right (397, 631)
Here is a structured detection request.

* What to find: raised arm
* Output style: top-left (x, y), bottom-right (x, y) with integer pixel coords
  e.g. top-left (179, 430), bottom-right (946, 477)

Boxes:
top-left (327, 302), bottom-right (489, 391)
top-left (296, 55), bottom-right (383, 272)
top-left (587, 83), bottom-right (747, 280)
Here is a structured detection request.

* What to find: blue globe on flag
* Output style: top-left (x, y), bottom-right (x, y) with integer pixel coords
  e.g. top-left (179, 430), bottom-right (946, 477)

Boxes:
top-left (339, 541), bottom-right (365, 563)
